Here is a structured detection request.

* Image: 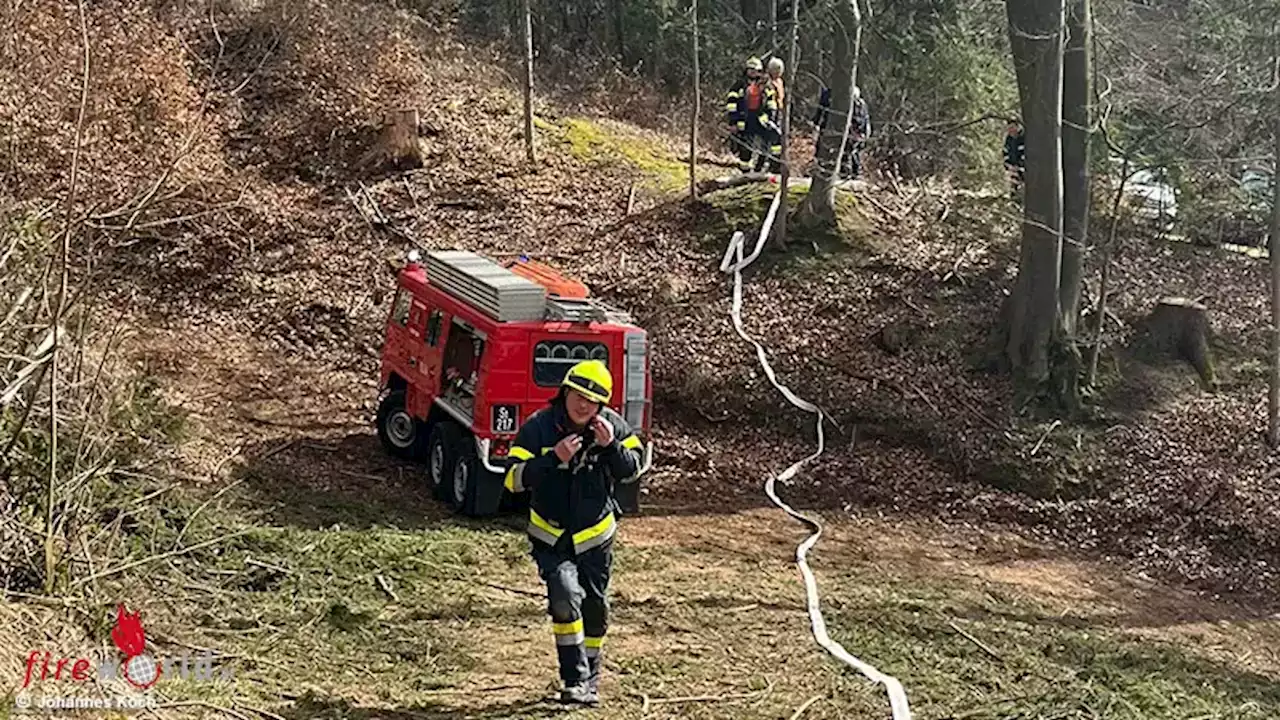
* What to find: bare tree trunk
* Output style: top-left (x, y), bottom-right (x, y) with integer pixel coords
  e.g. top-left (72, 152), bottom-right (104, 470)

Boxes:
top-left (522, 0), bottom-right (536, 165)
top-left (1086, 156), bottom-right (1130, 388)
top-left (1001, 0), bottom-right (1066, 390)
top-left (799, 0), bottom-right (860, 223)
top-left (1269, 73), bottom-right (1280, 447)
top-left (1060, 0), bottom-right (1091, 338)
top-left (770, 0), bottom-right (778, 51)
top-left (690, 0), bottom-right (699, 199)
top-left (775, 0), bottom-right (799, 246)
top-left (612, 0), bottom-right (625, 65)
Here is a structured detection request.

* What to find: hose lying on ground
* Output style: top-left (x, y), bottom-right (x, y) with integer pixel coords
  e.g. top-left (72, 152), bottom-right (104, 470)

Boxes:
top-left (719, 188), bottom-right (913, 720)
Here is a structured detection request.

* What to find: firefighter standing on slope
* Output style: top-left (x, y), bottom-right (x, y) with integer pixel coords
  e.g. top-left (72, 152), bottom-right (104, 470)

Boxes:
top-left (724, 55), bottom-right (782, 173)
top-left (503, 359), bottom-right (644, 706)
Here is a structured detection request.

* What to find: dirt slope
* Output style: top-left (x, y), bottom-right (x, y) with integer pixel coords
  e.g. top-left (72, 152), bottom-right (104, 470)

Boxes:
top-left (6, 0), bottom-right (1266, 595)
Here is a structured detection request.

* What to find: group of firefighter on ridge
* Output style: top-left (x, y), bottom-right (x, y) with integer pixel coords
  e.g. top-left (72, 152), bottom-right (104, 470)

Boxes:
top-left (723, 54), bottom-right (872, 180)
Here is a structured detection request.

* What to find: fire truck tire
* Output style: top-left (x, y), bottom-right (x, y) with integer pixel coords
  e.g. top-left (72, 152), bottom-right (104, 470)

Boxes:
top-left (377, 391), bottom-right (428, 460)
top-left (447, 437), bottom-right (503, 518)
top-left (427, 421), bottom-right (462, 501)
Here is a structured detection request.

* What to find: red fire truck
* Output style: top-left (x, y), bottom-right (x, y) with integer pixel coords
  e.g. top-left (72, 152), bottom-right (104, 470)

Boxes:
top-left (375, 249), bottom-right (654, 517)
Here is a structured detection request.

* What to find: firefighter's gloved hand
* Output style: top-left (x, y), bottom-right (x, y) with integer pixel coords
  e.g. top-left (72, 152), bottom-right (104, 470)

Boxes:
top-left (554, 434), bottom-right (583, 463)
top-left (589, 416), bottom-right (614, 447)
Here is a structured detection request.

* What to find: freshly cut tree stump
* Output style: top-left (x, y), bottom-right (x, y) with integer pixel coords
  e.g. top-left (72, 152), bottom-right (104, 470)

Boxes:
top-left (362, 109), bottom-right (425, 172)
top-left (1145, 297), bottom-right (1216, 388)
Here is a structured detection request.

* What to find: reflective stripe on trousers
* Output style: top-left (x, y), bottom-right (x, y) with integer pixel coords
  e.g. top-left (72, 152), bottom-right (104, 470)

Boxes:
top-left (533, 540), bottom-right (613, 686)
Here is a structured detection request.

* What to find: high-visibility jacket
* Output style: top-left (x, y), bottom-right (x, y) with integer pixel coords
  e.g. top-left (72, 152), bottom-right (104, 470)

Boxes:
top-left (504, 403), bottom-right (642, 555)
top-left (725, 76), bottom-right (779, 133)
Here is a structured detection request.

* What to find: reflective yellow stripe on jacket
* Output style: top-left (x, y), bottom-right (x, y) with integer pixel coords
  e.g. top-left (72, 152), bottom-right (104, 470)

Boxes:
top-left (572, 512), bottom-right (616, 553)
top-left (525, 510), bottom-right (616, 554)
top-left (503, 446), bottom-right (536, 493)
top-left (528, 508), bottom-right (565, 546)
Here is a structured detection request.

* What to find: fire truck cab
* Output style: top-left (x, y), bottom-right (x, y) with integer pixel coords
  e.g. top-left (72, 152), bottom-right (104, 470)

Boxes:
top-left (375, 249), bottom-right (653, 517)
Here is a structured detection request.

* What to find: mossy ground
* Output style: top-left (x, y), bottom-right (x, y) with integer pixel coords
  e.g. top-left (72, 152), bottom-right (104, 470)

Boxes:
top-left (694, 181), bottom-right (885, 277)
top-left (536, 115), bottom-right (721, 194)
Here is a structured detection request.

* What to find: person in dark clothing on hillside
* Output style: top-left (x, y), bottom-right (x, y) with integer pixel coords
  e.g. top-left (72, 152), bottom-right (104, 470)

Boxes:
top-left (1003, 119), bottom-right (1025, 199)
top-left (812, 84), bottom-right (871, 180)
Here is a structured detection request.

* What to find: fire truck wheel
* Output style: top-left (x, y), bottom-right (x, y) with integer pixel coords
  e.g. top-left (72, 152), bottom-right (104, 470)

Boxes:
top-left (377, 391), bottom-right (428, 460)
top-left (450, 450), bottom-right (481, 516)
top-left (427, 421), bottom-right (461, 501)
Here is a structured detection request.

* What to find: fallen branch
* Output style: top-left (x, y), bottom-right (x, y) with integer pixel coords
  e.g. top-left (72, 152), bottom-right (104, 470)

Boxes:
top-left (73, 529), bottom-right (251, 587)
top-left (864, 193), bottom-right (905, 223)
top-left (948, 620), bottom-right (1003, 661)
top-left (907, 381), bottom-right (941, 416)
top-left (941, 242), bottom-right (977, 284)
top-left (1029, 419), bottom-right (1062, 456)
top-left (789, 695), bottom-right (825, 720)
top-left (375, 574), bottom-right (399, 602)
top-left (480, 581), bottom-right (542, 599)
top-left (625, 183), bottom-right (637, 215)
top-left (679, 152), bottom-right (741, 169)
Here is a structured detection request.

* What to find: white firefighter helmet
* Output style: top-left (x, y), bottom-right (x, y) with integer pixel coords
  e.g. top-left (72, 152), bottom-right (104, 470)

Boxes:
top-left (767, 56), bottom-right (784, 77)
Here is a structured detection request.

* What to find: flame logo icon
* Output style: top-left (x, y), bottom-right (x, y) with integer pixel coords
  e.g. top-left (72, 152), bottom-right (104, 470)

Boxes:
top-left (111, 604), bottom-right (161, 690)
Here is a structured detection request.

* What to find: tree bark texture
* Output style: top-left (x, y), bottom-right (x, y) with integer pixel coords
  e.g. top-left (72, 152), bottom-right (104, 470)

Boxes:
top-left (612, 0), bottom-right (626, 65)
top-left (775, 0), bottom-right (800, 246)
top-left (1003, 0), bottom-right (1066, 386)
top-left (800, 0), bottom-right (860, 223)
top-left (522, 0), bottom-right (536, 164)
top-left (1269, 74), bottom-right (1280, 446)
top-left (770, 0), bottom-right (778, 51)
top-left (690, 0), bottom-right (700, 199)
top-left (1060, 0), bottom-right (1091, 338)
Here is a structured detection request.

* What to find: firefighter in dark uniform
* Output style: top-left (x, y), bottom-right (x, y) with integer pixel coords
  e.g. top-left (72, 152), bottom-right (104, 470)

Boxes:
top-left (724, 56), bottom-right (782, 173)
top-left (1004, 119), bottom-right (1025, 199)
top-left (503, 359), bottom-right (643, 706)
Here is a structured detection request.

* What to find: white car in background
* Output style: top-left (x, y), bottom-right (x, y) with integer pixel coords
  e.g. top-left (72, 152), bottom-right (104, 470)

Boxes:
top-left (1123, 167), bottom-right (1177, 230)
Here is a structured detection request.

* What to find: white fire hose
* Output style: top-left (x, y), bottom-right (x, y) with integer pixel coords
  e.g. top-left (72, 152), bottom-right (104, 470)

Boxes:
top-left (720, 189), bottom-right (913, 720)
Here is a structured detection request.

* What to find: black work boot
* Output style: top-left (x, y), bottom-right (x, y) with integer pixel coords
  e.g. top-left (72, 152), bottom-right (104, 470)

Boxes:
top-left (559, 682), bottom-right (599, 705)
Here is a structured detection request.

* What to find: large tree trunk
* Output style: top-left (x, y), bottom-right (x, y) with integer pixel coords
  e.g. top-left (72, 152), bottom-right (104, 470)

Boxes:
top-left (1060, 0), bottom-right (1091, 338)
top-left (775, 0), bottom-right (800, 246)
top-left (1269, 73), bottom-right (1280, 447)
top-left (1001, 0), bottom-right (1067, 389)
top-left (522, 0), bottom-right (535, 165)
top-left (799, 0), bottom-right (860, 224)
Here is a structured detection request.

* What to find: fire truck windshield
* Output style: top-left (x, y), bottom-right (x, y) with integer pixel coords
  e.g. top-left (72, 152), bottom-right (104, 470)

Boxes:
top-left (533, 341), bottom-right (609, 387)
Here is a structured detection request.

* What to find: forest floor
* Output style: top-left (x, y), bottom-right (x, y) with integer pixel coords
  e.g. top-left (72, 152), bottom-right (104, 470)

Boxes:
top-left (4, 1), bottom-right (1280, 718)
